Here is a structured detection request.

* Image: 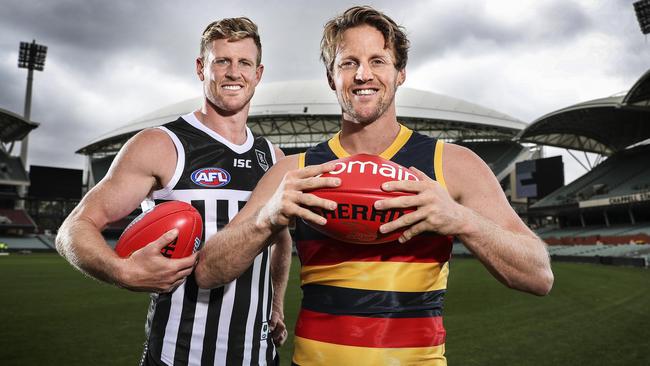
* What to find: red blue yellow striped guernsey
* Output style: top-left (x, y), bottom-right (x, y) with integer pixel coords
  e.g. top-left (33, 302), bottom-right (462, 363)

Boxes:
top-left (293, 125), bottom-right (453, 365)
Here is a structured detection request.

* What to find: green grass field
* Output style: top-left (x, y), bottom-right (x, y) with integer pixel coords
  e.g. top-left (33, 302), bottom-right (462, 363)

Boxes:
top-left (1, 254), bottom-right (649, 365)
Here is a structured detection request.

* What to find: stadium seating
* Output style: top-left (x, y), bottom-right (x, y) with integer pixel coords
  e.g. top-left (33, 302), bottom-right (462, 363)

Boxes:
top-left (455, 242), bottom-right (648, 267)
top-left (0, 235), bottom-right (52, 251)
top-left (533, 144), bottom-right (650, 208)
top-left (0, 149), bottom-right (29, 185)
top-left (539, 223), bottom-right (650, 245)
top-left (0, 208), bottom-right (37, 233)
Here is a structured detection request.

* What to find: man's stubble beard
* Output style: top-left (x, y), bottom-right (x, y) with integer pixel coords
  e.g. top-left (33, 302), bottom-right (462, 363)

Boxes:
top-left (341, 88), bottom-right (396, 125)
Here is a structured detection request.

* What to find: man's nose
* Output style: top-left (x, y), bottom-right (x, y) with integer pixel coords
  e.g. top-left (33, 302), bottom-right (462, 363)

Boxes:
top-left (225, 62), bottom-right (241, 78)
top-left (355, 62), bottom-right (373, 82)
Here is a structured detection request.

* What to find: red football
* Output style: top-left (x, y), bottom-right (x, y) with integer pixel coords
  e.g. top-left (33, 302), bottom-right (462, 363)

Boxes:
top-left (306, 154), bottom-right (418, 244)
top-left (115, 201), bottom-right (203, 259)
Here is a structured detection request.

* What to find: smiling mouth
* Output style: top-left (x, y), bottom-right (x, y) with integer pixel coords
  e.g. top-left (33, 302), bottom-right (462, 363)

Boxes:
top-left (222, 85), bottom-right (243, 91)
top-left (353, 88), bottom-right (378, 96)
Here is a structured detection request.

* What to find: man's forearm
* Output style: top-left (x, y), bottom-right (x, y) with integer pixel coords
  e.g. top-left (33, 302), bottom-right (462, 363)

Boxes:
top-left (271, 229), bottom-right (292, 311)
top-left (195, 211), bottom-right (278, 289)
top-left (56, 217), bottom-right (125, 286)
top-left (457, 207), bottom-right (553, 296)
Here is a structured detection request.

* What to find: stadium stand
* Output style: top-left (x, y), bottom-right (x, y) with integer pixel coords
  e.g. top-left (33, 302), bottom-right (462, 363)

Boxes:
top-left (513, 69), bottom-right (650, 266)
top-left (0, 236), bottom-right (52, 251)
top-left (0, 148), bottom-right (30, 207)
top-left (527, 143), bottom-right (650, 244)
top-left (0, 107), bottom-right (38, 143)
top-left (0, 207), bottom-right (36, 232)
top-left (453, 242), bottom-right (650, 267)
top-left (0, 108), bottom-right (39, 242)
top-left (518, 69), bottom-right (650, 155)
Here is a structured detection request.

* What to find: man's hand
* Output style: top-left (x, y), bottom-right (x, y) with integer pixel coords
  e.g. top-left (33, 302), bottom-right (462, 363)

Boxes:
top-left (269, 308), bottom-right (287, 347)
top-left (257, 162), bottom-right (340, 231)
top-left (375, 167), bottom-right (467, 243)
top-left (119, 229), bottom-right (198, 293)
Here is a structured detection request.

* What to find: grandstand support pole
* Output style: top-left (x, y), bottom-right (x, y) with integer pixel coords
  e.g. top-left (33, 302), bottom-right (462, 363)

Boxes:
top-left (603, 210), bottom-right (610, 227)
top-left (628, 208), bottom-right (636, 225)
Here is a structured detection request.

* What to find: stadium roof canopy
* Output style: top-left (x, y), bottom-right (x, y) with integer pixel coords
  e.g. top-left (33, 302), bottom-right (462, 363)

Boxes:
top-left (0, 107), bottom-right (39, 143)
top-left (517, 69), bottom-right (650, 156)
top-left (77, 80), bottom-right (526, 156)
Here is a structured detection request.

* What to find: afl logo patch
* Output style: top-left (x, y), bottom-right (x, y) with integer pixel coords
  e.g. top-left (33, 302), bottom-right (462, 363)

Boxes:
top-left (191, 167), bottom-right (231, 188)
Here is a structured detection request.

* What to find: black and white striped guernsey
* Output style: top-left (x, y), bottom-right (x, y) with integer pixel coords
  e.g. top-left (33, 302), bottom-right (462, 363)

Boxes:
top-left (140, 112), bottom-right (277, 366)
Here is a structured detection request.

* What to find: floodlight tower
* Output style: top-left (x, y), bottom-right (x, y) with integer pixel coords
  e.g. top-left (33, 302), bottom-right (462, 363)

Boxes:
top-left (17, 40), bottom-right (47, 168)
top-left (634, 0), bottom-right (650, 35)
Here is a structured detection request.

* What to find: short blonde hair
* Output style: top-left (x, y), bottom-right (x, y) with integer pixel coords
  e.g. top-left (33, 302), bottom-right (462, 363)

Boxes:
top-left (321, 6), bottom-right (410, 75)
top-left (200, 17), bottom-right (262, 65)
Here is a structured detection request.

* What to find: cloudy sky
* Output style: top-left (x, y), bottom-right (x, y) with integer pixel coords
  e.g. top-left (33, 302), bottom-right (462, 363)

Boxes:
top-left (0, 0), bottom-right (648, 182)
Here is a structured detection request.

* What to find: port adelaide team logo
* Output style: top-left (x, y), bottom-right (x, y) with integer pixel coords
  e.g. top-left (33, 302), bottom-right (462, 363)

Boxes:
top-left (255, 149), bottom-right (269, 171)
top-left (191, 167), bottom-right (231, 188)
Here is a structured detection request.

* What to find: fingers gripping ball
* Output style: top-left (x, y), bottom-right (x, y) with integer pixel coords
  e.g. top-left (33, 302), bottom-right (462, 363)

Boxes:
top-left (307, 154), bottom-right (417, 244)
top-left (115, 201), bottom-right (203, 258)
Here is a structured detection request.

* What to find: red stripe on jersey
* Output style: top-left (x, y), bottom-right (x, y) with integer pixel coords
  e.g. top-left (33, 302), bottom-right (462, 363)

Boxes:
top-left (297, 234), bottom-right (453, 266)
top-left (295, 309), bottom-right (446, 348)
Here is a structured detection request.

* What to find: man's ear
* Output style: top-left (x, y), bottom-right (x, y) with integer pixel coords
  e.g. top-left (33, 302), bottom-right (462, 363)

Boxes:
top-left (327, 71), bottom-right (335, 90)
top-left (397, 68), bottom-right (406, 86)
top-left (253, 63), bottom-right (264, 86)
top-left (196, 57), bottom-right (205, 81)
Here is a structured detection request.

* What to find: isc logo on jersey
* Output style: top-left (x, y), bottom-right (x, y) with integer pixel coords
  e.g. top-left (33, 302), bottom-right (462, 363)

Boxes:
top-left (191, 167), bottom-right (231, 188)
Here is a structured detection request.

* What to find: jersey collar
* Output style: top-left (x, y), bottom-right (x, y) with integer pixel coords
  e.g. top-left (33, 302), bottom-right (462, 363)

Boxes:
top-left (328, 124), bottom-right (413, 160)
top-left (182, 112), bottom-right (254, 154)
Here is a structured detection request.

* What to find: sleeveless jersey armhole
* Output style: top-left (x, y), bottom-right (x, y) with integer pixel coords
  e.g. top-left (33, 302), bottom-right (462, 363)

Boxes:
top-left (152, 126), bottom-right (185, 199)
top-left (434, 140), bottom-right (447, 191)
top-left (264, 138), bottom-right (277, 164)
top-left (298, 152), bottom-right (306, 169)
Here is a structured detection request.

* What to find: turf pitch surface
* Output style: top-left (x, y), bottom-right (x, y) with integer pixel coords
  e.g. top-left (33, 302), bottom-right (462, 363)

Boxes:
top-left (1, 254), bottom-right (648, 365)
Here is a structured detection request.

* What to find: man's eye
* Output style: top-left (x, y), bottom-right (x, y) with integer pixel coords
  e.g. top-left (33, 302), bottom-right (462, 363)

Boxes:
top-left (214, 59), bottom-right (229, 65)
top-left (339, 61), bottom-right (357, 69)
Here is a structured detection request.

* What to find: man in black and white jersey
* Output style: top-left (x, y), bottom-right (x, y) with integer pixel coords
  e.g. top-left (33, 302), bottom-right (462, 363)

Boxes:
top-left (56, 17), bottom-right (291, 366)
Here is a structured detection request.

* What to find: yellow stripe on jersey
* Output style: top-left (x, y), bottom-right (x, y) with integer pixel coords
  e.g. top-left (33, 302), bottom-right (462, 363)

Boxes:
top-left (293, 336), bottom-right (447, 366)
top-left (434, 140), bottom-right (447, 190)
top-left (298, 152), bottom-right (306, 169)
top-left (328, 132), bottom-right (348, 158)
top-left (380, 124), bottom-right (412, 160)
top-left (301, 261), bottom-right (449, 293)
top-left (327, 125), bottom-right (413, 159)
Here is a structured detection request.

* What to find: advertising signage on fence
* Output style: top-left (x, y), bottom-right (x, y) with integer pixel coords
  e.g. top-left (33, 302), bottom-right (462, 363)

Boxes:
top-left (579, 191), bottom-right (650, 208)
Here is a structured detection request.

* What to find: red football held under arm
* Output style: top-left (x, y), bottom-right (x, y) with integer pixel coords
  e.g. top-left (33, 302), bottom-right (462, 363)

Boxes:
top-left (115, 201), bottom-right (203, 258)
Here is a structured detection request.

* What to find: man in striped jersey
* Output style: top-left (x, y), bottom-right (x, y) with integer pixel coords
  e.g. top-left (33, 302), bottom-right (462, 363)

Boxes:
top-left (56, 17), bottom-right (291, 365)
top-left (195, 6), bottom-right (554, 365)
